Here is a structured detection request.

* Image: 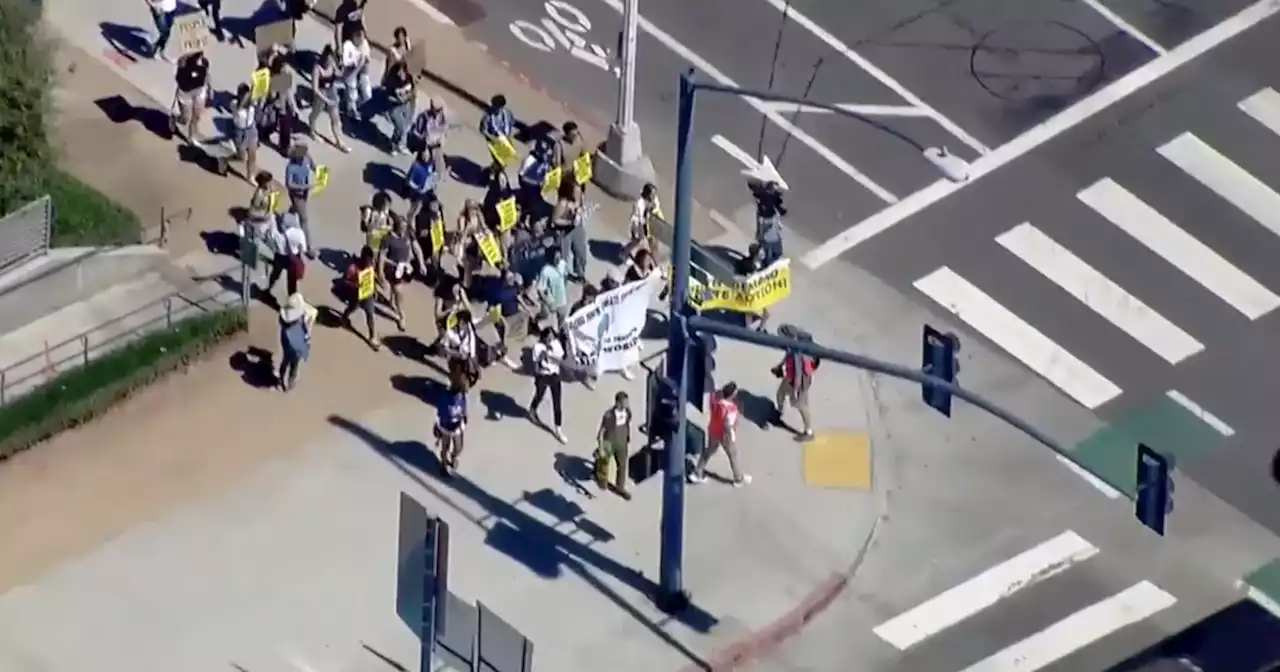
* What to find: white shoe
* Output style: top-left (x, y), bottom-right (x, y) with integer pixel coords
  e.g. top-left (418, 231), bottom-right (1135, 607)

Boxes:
top-left (554, 427), bottom-right (567, 444)
top-left (733, 474), bottom-right (753, 488)
top-left (688, 472), bottom-right (706, 484)
top-left (503, 356), bottom-right (519, 369)
top-left (621, 367), bottom-right (635, 380)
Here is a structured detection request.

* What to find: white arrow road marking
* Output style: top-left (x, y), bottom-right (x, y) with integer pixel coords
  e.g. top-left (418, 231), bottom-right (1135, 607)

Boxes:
top-left (711, 134), bottom-right (789, 190)
top-left (591, 0), bottom-right (895, 203)
top-left (760, 102), bottom-right (932, 117)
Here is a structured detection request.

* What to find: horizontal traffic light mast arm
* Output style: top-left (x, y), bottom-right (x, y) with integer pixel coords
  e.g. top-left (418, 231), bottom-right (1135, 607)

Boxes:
top-left (689, 81), bottom-right (926, 152)
top-left (685, 315), bottom-right (1126, 495)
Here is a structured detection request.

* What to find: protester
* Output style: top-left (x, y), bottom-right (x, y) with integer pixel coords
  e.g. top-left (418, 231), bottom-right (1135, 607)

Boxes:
top-left (528, 327), bottom-right (567, 443)
top-left (147, 0), bottom-right (178, 61)
top-left (380, 215), bottom-right (421, 332)
top-left (340, 25), bottom-right (374, 118)
top-left (387, 26), bottom-right (413, 70)
top-left (690, 382), bottom-right (751, 486)
top-left (309, 45), bottom-right (352, 153)
top-left (283, 143), bottom-right (317, 257)
top-left (557, 121), bottom-right (583, 173)
top-left (549, 184), bottom-right (588, 281)
top-left (258, 52), bottom-right (297, 153)
top-left (360, 191), bottom-right (395, 251)
top-left (383, 59), bottom-right (416, 155)
top-left (405, 146), bottom-right (439, 225)
top-left (441, 309), bottom-right (481, 388)
top-left (736, 243), bottom-right (772, 332)
top-left (172, 50), bottom-right (210, 141)
top-left (244, 171), bottom-right (275, 242)
top-left (231, 84), bottom-right (259, 181)
top-left (625, 182), bottom-right (661, 259)
top-left (773, 345), bottom-right (818, 440)
top-left (197, 0), bottom-right (224, 42)
top-left (536, 246), bottom-right (571, 329)
top-left (333, 0), bottom-right (368, 46)
top-left (594, 391), bottom-right (634, 499)
top-left (342, 245), bottom-right (381, 350)
top-left (414, 199), bottom-right (446, 276)
top-left (435, 377), bottom-right (468, 475)
top-left (456, 200), bottom-right (486, 289)
top-left (479, 94), bottom-right (515, 143)
top-left (430, 276), bottom-right (469, 351)
top-left (487, 270), bottom-right (538, 368)
top-left (754, 180), bottom-right (787, 264)
top-left (277, 292), bottom-right (314, 392)
top-left (409, 98), bottom-right (449, 175)
top-left (263, 202), bottom-right (308, 300)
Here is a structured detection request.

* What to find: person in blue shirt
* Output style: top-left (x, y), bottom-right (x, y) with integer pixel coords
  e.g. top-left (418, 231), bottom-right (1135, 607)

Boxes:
top-left (404, 146), bottom-right (439, 226)
top-left (478, 94), bottom-right (514, 140)
top-left (277, 292), bottom-right (312, 392)
top-left (436, 377), bottom-right (469, 474)
top-left (283, 143), bottom-right (317, 258)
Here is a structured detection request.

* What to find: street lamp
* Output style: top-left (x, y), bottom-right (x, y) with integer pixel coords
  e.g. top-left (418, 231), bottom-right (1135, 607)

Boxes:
top-left (654, 69), bottom-right (1112, 613)
top-left (594, 0), bottom-right (657, 199)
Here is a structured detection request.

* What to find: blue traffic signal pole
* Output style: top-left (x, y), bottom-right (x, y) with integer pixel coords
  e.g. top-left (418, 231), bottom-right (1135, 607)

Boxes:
top-left (655, 68), bottom-right (1119, 611)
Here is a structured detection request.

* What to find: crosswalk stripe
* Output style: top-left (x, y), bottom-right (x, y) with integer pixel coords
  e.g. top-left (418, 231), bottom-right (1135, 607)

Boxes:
top-left (1238, 87), bottom-right (1280, 138)
top-left (873, 531), bottom-right (1099, 651)
top-left (956, 581), bottom-right (1177, 672)
top-left (1078, 179), bottom-right (1280, 320)
top-left (996, 223), bottom-right (1204, 364)
top-left (1158, 132), bottom-right (1280, 238)
top-left (914, 268), bottom-right (1122, 409)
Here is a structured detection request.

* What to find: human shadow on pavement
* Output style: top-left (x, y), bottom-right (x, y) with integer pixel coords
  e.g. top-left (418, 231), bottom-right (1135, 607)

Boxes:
top-left (444, 155), bottom-right (488, 188)
top-left (735, 388), bottom-right (782, 431)
top-left (362, 161), bottom-right (403, 195)
top-left (201, 230), bottom-right (240, 257)
top-left (228, 346), bottom-right (276, 389)
top-left (100, 22), bottom-right (151, 60)
top-left (390, 373), bottom-right (446, 406)
top-left (329, 415), bottom-right (717, 669)
top-left (553, 451), bottom-right (595, 498)
top-left (588, 238), bottom-right (624, 264)
top-left (478, 388), bottom-right (524, 421)
top-left (94, 95), bottom-right (175, 140)
top-left (385, 338), bottom-right (449, 377)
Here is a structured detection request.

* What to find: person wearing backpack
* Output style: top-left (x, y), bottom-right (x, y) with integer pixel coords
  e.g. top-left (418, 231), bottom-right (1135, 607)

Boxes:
top-left (404, 146), bottom-right (439, 227)
top-left (283, 143), bottom-right (317, 258)
top-left (772, 334), bottom-right (818, 440)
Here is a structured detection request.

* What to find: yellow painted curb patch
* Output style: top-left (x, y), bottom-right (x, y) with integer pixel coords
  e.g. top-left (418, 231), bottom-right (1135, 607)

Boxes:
top-left (803, 432), bottom-right (871, 490)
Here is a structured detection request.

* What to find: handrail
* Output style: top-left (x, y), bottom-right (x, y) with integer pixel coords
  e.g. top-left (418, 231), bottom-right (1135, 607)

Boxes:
top-left (0, 289), bottom-right (233, 405)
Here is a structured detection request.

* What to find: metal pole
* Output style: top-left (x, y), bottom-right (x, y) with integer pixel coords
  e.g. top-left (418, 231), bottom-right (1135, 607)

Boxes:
top-left (617, 0), bottom-right (639, 130)
top-left (656, 69), bottom-right (698, 613)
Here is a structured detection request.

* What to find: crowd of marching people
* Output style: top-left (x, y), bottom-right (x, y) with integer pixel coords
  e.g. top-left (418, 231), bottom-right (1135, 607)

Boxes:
top-left (150, 0), bottom-right (818, 496)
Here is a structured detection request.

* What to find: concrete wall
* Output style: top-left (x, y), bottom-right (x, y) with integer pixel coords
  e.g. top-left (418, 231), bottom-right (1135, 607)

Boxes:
top-left (0, 246), bottom-right (170, 334)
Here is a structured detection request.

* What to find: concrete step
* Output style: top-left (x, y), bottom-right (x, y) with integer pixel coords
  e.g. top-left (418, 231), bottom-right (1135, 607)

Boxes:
top-left (0, 268), bottom-right (229, 405)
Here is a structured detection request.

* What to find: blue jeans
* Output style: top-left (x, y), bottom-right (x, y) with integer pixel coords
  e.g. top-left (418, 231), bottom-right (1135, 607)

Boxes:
top-left (150, 7), bottom-right (174, 55)
top-left (560, 226), bottom-right (587, 278)
top-left (388, 102), bottom-right (414, 151)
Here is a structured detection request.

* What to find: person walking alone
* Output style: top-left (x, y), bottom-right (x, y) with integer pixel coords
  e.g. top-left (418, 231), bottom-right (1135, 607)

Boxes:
top-left (774, 347), bottom-right (818, 440)
top-left (595, 391), bottom-right (634, 500)
top-left (528, 327), bottom-right (567, 443)
top-left (276, 292), bottom-right (314, 392)
top-left (690, 382), bottom-right (751, 486)
top-left (435, 377), bottom-right (468, 475)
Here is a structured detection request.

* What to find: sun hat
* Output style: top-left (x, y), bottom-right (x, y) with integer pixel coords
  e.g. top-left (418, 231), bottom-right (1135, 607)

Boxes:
top-left (280, 292), bottom-right (308, 323)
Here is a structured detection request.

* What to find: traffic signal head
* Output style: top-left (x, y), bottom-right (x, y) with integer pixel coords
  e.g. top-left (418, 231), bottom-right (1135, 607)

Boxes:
top-left (687, 332), bottom-right (717, 412)
top-left (1136, 443), bottom-right (1173, 535)
top-left (648, 376), bottom-right (680, 444)
top-left (922, 324), bottom-right (960, 417)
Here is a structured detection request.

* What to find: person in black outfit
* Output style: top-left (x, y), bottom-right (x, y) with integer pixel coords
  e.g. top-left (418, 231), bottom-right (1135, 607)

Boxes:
top-left (198, 0), bottom-right (224, 41)
top-left (172, 51), bottom-right (210, 141)
top-left (333, 0), bottom-right (368, 46)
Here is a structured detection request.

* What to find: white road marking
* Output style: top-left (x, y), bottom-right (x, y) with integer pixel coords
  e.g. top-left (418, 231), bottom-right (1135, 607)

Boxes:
top-left (1239, 579), bottom-right (1280, 620)
top-left (759, 101), bottom-right (932, 117)
top-left (913, 267), bottom-right (1122, 409)
top-left (712, 134), bottom-right (790, 189)
top-left (872, 531), bottom-right (1099, 650)
top-left (1166, 390), bottom-right (1235, 436)
top-left (592, 0), bottom-right (897, 204)
top-left (1054, 455), bottom-right (1123, 499)
top-left (802, 0), bottom-right (1280, 269)
top-left (1078, 178), bottom-right (1280, 320)
top-left (1159, 132), bottom-right (1280, 238)
top-left (1079, 0), bottom-right (1167, 54)
top-left (1238, 87), bottom-right (1280, 137)
top-left (958, 581), bottom-right (1177, 672)
top-left (996, 222), bottom-right (1203, 365)
top-left (406, 0), bottom-right (457, 26)
top-left (754, 0), bottom-right (989, 155)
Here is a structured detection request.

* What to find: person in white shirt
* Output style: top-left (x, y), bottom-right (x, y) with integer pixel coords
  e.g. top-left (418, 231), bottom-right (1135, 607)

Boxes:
top-left (263, 207), bottom-right (308, 298)
top-left (440, 309), bottom-right (480, 387)
top-left (146, 0), bottom-right (179, 60)
top-left (339, 26), bottom-right (373, 117)
top-left (528, 327), bottom-right (567, 443)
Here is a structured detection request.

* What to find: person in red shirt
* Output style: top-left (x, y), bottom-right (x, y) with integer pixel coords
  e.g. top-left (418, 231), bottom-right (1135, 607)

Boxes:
top-left (774, 351), bottom-right (818, 440)
top-left (689, 382), bottom-right (751, 486)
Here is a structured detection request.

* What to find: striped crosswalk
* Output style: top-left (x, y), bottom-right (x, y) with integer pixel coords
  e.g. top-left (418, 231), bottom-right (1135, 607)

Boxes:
top-left (872, 531), bottom-right (1180, 671)
top-left (914, 85), bottom-right (1280, 413)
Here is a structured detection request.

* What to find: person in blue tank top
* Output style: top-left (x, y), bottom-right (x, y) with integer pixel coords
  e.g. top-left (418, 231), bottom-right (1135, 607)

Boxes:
top-left (436, 377), bottom-right (469, 474)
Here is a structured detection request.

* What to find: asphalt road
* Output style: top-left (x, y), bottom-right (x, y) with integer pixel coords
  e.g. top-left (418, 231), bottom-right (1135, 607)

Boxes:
top-left (839, 14), bottom-right (1280, 539)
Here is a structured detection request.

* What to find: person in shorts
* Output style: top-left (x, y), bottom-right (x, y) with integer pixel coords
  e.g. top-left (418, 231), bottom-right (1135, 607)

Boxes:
top-left (342, 245), bottom-right (381, 350)
top-left (435, 377), bottom-right (468, 474)
top-left (172, 51), bottom-right (209, 141)
top-left (376, 215), bottom-right (420, 331)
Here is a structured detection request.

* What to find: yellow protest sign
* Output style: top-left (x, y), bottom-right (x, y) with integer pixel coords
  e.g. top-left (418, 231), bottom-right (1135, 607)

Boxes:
top-left (573, 152), bottom-right (593, 185)
top-left (367, 225), bottom-right (390, 251)
top-left (476, 231), bottom-right (503, 267)
top-left (429, 217), bottom-right (445, 252)
top-left (496, 196), bottom-right (518, 232)
top-left (266, 190), bottom-right (284, 213)
top-left (542, 166), bottom-right (563, 195)
top-left (312, 165), bottom-right (330, 194)
top-left (487, 136), bottom-right (518, 167)
top-left (488, 304), bottom-right (502, 322)
top-left (688, 258), bottom-right (791, 313)
top-left (445, 311), bottom-right (459, 330)
top-left (250, 68), bottom-right (270, 100)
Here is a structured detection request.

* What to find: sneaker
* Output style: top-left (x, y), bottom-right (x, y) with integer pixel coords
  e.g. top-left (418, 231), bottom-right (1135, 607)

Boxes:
top-left (688, 472), bottom-right (706, 484)
top-left (733, 474), bottom-right (753, 488)
top-left (503, 356), bottom-right (519, 369)
top-left (527, 407), bottom-right (541, 426)
top-left (337, 142), bottom-right (352, 153)
top-left (554, 427), bottom-right (567, 444)
top-left (621, 368), bottom-right (635, 381)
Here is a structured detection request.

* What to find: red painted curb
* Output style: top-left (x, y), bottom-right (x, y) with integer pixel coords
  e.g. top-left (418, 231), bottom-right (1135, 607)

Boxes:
top-left (681, 572), bottom-right (850, 672)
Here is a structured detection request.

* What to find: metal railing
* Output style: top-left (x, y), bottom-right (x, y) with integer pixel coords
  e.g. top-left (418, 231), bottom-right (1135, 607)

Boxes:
top-left (0, 290), bottom-right (236, 406)
top-left (0, 196), bottom-right (53, 274)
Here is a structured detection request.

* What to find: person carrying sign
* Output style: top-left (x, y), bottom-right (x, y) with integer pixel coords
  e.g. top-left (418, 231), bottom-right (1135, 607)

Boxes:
top-left (375, 215), bottom-right (421, 332)
top-left (404, 146), bottom-right (439, 226)
top-left (342, 245), bottom-right (381, 350)
top-left (409, 98), bottom-right (449, 174)
top-left (308, 45), bottom-right (351, 153)
top-left (772, 332), bottom-right (818, 440)
top-left (283, 143), bottom-right (317, 258)
top-left (735, 243), bottom-right (772, 332)
top-left (595, 391), bottom-right (634, 500)
top-left (479, 94), bottom-right (516, 178)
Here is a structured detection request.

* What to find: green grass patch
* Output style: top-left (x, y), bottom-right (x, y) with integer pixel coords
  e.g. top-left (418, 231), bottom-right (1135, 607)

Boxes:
top-left (0, 306), bottom-right (247, 460)
top-left (43, 169), bottom-right (141, 247)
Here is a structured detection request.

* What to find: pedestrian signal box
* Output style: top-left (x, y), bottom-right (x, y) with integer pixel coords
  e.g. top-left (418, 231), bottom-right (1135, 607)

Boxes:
top-left (921, 325), bottom-right (960, 417)
top-left (1136, 443), bottom-right (1174, 536)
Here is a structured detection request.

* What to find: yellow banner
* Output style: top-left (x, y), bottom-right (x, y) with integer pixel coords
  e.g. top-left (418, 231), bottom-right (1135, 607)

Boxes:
top-left (496, 197), bottom-right (518, 232)
top-left (429, 217), bottom-right (445, 252)
top-left (250, 68), bottom-right (270, 100)
top-left (573, 152), bottom-right (593, 185)
top-left (542, 166), bottom-right (562, 195)
top-left (488, 136), bottom-right (518, 167)
top-left (312, 165), bottom-right (330, 194)
top-left (476, 231), bottom-right (503, 267)
top-left (688, 259), bottom-right (791, 313)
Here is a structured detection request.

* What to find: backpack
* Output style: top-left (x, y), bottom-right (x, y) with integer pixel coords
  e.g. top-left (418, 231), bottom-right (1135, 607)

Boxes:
top-left (284, 159), bottom-right (313, 192)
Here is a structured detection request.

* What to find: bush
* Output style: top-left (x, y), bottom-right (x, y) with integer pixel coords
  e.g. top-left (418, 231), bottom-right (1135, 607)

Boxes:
top-left (45, 169), bottom-right (142, 246)
top-left (0, 0), bottom-right (54, 213)
top-left (0, 306), bottom-right (248, 460)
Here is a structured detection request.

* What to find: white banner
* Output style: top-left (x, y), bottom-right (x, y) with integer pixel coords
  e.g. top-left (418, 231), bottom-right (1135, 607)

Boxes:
top-left (565, 271), bottom-right (663, 374)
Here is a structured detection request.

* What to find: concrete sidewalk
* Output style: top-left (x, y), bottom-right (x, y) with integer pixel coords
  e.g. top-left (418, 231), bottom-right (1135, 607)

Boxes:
top-left (0, 3), bottom-right (892, 672)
